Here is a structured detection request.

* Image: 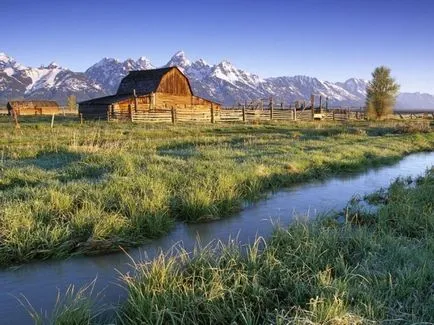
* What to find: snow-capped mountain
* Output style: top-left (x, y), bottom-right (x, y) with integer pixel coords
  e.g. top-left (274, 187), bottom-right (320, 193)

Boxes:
top-left (85, 57), bottom-right (154, 94)
top-left (396, 92), bottom-right (434, 110)
top-left (165, 50), bottom-right (191, 71)
top-left (0, 52), bottom-right (104, 103)
top-left (336, 78), bottom-right (368, 99)
top-left (265, 76), bottom-right (364, 106)
top-left (1, 51), bottom-right (433, 109)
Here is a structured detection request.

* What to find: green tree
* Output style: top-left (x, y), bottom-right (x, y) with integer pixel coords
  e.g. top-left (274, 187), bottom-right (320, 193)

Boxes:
top-left (365, 66), bottom-right (400, 119)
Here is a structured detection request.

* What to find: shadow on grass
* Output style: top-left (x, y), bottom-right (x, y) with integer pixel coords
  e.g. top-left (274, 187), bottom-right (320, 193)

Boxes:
top-left (30, 150), bottom-right (83, 170)
top-left (1, 149), bottom-right (109, 189)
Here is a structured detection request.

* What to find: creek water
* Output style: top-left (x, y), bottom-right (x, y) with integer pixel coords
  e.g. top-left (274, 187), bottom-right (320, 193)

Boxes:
top-left (1, 151), bottom-right (434, 324)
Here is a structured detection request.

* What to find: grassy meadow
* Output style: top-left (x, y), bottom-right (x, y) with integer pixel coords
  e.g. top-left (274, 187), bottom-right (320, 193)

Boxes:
top-left (28, 168), bottom-right (434, 324)
top-left (0, 115), bottom-right (433, 266)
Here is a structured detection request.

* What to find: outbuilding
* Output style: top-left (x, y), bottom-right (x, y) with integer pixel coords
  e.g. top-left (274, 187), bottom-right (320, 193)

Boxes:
top-left (7, 100), bottom-right (60, 116)
top-left (79, 67), bottom-right (220, 119)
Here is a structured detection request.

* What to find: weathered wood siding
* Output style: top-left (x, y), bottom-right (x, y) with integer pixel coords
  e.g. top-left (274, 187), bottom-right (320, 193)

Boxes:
top-left (157, 68), bottom-right (192, 96)
top-left (109, 95), bottom-right (220, 112)
top-left (7, 101), bottom-right (60, 116)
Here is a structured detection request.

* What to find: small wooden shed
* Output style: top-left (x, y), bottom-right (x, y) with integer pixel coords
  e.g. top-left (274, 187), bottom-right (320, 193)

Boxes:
top-left (7, 100), bottom-right (60, 116)
top-left (79, 67), bottom-right (221, 119)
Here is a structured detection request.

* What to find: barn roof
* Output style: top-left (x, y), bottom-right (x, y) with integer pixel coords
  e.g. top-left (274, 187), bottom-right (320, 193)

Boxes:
top-left (7, 100), bottom-right (59, 109)
top-left (79, 94), bottom-right (133, 105)
top-left (116, 67), bottom-right (193, 95)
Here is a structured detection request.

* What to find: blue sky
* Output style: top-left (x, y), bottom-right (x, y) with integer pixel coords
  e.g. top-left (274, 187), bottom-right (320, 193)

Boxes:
top-left (1, 0), bottom-right (433, 93)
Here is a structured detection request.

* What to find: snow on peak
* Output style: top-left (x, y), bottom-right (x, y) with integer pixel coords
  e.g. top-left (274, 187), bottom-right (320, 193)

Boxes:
top-left (0, 52), bottom-right (28, 74)
top-left (166, 50), bottom-right (191, 69)
top-left (186, 59), bottom-right (212, 81)
top-left (47, 61), bottom-right (61, 69)
top-left (211, 60), bottom-right (264, 86)
top-left (217, 60), bottom-right (236, 70)
top-left (138, 56), bottom-right (151, 63)
top-left (136, 56), bottom-right (154, 69)
top-left (173, 50), bottom-right (186, 58)
top-left (93, 57), bottom-right (121, 68)
top-left (195, 58), bottom-right (208, 65)
top-left (338, 78), bottom-right (368, 95)
top-left (0, 52), bottom-right (12, 63)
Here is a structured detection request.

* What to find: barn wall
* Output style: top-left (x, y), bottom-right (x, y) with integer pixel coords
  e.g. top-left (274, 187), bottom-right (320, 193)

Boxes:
top-left (157, 69), bottom-right (192, 96)
top-left (192, 96), bottom-right (221, 109)
top-left (113, 95), bottom-right (218, 110)
top-left (16, 107), bottom-right (61, 116)
top-left (116, 96), bottom-right (152, 110)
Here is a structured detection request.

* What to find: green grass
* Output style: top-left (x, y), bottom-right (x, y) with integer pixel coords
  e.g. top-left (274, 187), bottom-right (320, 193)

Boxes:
top-left (0, 116), bottom-right (433, 266)
top-left (28, 168), bottom-right (434, 324)
top-left (21, 279), bottom-right (106, 325)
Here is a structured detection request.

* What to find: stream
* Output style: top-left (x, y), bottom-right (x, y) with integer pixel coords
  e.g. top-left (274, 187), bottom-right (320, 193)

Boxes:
top-left (1, 151), bottom-right (434, 324)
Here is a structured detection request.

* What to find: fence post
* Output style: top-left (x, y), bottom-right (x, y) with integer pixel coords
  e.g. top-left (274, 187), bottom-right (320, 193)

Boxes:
top-left (171, 107), bottom-right (176, 124)
top-left (270, 98), bottom-right (273, 120)
top-left (319, 95), bottom-right (322, 114)
top-left (332, 110), bottom-right (335, 121)
top-left (51, 114), bottom-right (55, 129)
top-left (310, 94), bottom-right (315, 120)
top-left (133, 89), bottom-right (138, 112)
top-left (11, 109), bottom-right (20, 129)
top-left (293, 107), bottom-right (297, 121)
top-left (80, 113), bottom-right (83, 125)
top-left (128, 104), bottom-right (133, 122)
top-left (210, 104), bottom-right (215, 124)
top-left (242, 104), bottom-right (246, 122)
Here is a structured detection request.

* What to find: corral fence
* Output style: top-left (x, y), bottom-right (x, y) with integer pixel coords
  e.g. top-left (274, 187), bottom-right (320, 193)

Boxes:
top-left (105, 105), bottom-right (369, 124)
top-left (101, 95), bottom-right (433, 124)
top-left (97, 105), bottom-right (434, 124)
top-left (3, 103), bottom-right (434, 125)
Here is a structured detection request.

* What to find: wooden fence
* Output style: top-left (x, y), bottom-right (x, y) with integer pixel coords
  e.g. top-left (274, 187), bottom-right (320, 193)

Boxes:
top-left (3, 105), bottom-right (432, 124)
top-left (105, 105), bottom-right (373, 124)
top-left (105, 106), bottom-right (434, 124)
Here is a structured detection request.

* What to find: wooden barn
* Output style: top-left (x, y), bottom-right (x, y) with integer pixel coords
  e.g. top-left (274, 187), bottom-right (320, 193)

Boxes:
top-left (7, 100), bottom-right (60, 116)
top-left (79, 67), bottom-right (221, 119)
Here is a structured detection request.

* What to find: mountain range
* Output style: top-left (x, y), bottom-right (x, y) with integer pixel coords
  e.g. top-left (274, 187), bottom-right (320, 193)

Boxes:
top-left (1, 51), bottom-right (434, 110)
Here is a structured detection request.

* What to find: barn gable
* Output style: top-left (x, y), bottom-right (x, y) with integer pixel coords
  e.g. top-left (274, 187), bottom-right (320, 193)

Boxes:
top-left (156, 68), bottom-right (192, 96)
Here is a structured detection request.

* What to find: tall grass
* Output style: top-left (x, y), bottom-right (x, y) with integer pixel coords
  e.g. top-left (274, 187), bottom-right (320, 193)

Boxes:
top-left (21, 279), bottom-right (105, 325)
top-left (1, 116), bottom-right (433, 265)
top-left (32, 168), bottom-right (434, 324)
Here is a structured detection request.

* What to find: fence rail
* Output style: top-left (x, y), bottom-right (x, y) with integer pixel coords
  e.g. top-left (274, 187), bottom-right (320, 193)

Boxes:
top-left (5, 106), bottom-right (432, 124)
top-left (106, 106), bottom-right (371, 124)
top-left (100, 106), bottom-right (434, 124)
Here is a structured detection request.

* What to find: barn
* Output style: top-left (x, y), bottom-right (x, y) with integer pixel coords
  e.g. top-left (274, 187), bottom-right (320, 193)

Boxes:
top-left (7, 100), bottom-right (60, 116)
top-left (79, 67), bottom-right (221, 119)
